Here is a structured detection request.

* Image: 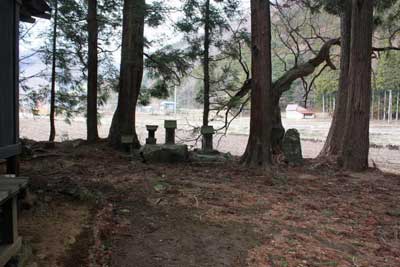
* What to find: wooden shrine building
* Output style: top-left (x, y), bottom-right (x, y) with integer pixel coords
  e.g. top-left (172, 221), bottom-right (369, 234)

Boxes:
top-left (0, 0), bottom-right (50, 265)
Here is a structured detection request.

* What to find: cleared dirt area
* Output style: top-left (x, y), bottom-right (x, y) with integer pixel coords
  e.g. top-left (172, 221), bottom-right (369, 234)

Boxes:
top-left (20, 113), bottom-right (400, 173)
top-left (7, 141), bottom-right (400, 266)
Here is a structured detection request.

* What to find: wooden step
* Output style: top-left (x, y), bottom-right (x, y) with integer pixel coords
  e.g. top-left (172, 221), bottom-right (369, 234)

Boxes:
top-left (0, 237), bottom-right (22, 267)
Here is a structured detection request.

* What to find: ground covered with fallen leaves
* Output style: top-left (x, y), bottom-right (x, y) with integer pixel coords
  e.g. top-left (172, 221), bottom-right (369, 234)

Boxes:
top-left (8, 140), bottom-right (400, 266)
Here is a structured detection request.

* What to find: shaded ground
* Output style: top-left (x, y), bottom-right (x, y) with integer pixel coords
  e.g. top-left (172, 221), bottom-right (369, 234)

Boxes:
top-left (5, 140), bottom-right (400, 266)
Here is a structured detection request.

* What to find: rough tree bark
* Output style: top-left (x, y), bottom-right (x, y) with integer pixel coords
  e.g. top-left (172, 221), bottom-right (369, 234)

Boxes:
top-left (230, 39), bottom-right (339, 153)
top-left (87, 0), bottom-right (99, 142)
top-left (378, 92), bottom-right (381, 120)
top-left (202, 0), bottom-right (210, 128)
top-left (108, 0), bottom-right (144, 149)
top-left (241, 0), bottom-right (274, 167)
top-left (383, 90), bottom-right (387, 120)
top-left (49, 0), bottom-right (58, 142)
top-left (319, 0), bottom-right (351, 157)
top-left (339, 0), bottom-right (373, 171)
top-left (371, 89), bottom-right (374, 120)
top-left (396, 91), bottom-right (399, 120)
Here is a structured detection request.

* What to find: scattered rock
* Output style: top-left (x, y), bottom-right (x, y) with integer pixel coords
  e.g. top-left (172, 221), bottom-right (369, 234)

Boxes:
top-left (153, 182), bottom-right (169, 193)
top-left (387, 144), bottom-right (400, 151)
top-left (59, 183), bottom-right (99, 202)
top-left (140, 144), bottom-right (189, 163)
top-left (43, 141), bottom-right (56, 149)
top-left (190, 150), bottom-right (233, 162)
top-left (120, 209), bottom-right (131, 214)
top-left (20, 139), bottom-right (34, 158)
top-left (386, 209), bottom-right (400, 217)
top-left (20, 190), bottom-right (37, 209)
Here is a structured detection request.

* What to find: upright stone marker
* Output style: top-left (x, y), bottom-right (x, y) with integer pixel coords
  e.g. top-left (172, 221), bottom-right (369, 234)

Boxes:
top-left (282, 129), bottom-right (303, 166)
top-left (164, 120), bottom-right (177, 144)
top-left (201, 126), bottom-right (214, 152)
top-left (121, 135), bottom-right (134, 153)
top-left (146, 125), bottom-right (158, 145)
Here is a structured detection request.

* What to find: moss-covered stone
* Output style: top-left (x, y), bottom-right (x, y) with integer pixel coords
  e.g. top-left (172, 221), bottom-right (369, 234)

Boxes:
top-left (282, 129), bottom-right (303, 166)
top-left (141, 144), bottom-right (189, 163)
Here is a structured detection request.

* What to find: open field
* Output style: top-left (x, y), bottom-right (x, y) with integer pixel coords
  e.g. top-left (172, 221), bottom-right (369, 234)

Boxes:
top-left (20, 112), bottom-right (400, 173)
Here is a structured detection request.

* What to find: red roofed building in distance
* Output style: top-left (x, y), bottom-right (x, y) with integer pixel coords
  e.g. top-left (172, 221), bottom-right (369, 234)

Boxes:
top-left (285, 104), bottom-right (315, 119)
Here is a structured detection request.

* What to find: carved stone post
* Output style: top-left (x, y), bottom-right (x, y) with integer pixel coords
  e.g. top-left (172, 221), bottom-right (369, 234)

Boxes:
top-left (201, 126), bottom-right (214, 151)
top-left (146, 125), bottom-right (158, 144)
top-left (164, 120), bottom-right (177, 144)
top-left (121, 135), bottom-right (134, 153)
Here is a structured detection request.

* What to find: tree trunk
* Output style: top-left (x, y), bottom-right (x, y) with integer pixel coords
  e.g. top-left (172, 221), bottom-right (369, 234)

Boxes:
top-left (319, 1), bottom-right (351, 157)
top-left (388, 90), bottom-right (392, 123)
top-left (377, 92), bottom-right (381, 120)
top-left (304, 93), bottom-right (308, 108)
top-left (383, 90), bottom-right (387, 121)
top-left (108, 0), bottom-right (144, 149)
top-left (229, 38), bottom-right (339, 153)
top-left (339, 0), bottom-right (373, 171)
top-left (49, 0), bottom-right (58, 142)
top-left (333, 94), bottom-right (336, 111)
top-left (371, 89), bottom-right (374, 120)
top-left (87, 0), bottom-right (99, 142)
top-left (271, 102), bottom-right (284, 154)
top-left (202, 0), bottom-right (211, 128)
top-left (241, 0), bottom-right (273, 168)
top-left (396, 90), bottom-right (399, 120)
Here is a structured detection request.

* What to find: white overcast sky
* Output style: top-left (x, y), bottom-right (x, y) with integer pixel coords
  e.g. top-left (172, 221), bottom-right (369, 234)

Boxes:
top-left (21, 0), bottom-right (250, 62)
top-left (19, 0), bottom-right (250, 90)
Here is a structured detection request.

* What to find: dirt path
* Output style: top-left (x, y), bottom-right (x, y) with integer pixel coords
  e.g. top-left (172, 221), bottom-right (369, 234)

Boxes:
top-left (11, 141), bottom-right (400, 266)
top-left (107, 162), bottom-right (400, 267)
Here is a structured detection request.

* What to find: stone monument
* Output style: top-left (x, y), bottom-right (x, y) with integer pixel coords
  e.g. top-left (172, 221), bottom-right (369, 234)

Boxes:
top-left (282, 128), bottom-right (303, 166)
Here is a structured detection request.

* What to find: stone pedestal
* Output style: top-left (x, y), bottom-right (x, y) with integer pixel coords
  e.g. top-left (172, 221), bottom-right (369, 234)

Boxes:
top-left (146, 125), bottom-right (158, 145)
top-left (201, 126), bottom-right (214, 151)
top-left (164, 120), bottom-right (177, 144)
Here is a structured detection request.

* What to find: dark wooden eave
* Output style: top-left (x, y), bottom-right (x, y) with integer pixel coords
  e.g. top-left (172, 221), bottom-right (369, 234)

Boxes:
top-left (19, 0), bottom-right (51, 23)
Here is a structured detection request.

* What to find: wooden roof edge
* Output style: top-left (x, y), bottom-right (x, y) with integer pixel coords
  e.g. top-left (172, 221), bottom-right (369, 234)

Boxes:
top-left (20, 0), bottom-right (51, 23)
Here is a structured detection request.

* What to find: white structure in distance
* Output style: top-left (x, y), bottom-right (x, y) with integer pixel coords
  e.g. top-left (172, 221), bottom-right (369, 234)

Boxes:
top-left (285, 104), bottom-right (315, 119)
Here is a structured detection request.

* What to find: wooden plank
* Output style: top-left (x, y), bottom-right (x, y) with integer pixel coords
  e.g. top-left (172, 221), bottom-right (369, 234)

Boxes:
top-left (0, 191), bottom-right (9, 205)
top-left (0, 185), bottom-right (20, 197)
top-left (0, 176), bottom-right (29, 182)
top-left (0, 196), bottom-right (17, 245)
top-left (0, 178), bottom-right (29, 189)
top-left (0, 144), bottom-right (21, 159)
top-left (0, 237), bottom-right (21, 267)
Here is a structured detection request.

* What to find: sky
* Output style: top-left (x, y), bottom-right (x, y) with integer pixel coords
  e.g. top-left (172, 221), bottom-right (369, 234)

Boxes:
top-left (19, 0), bottom-right (251, 93)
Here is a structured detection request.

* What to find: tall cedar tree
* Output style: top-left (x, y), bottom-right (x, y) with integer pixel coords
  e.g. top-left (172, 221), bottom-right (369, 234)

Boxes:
top-left (176, 0), bottom-right (240, 129)
top-left (37, 0), bottom-right (121, 137)
top-left (316, 0), bottom-right (396, 158)
top-left (87, 0), bottom-right (99, 142)
top-left (339, 0), bottom-right (373, 171)
top-left (319, 0), bottom-right (351, 157)
top-left (49, 0), bottom-right (58, 142)
top-left (203, 0), bottom-right (211, 127)
top-left (241, 0), bottom-right (274, 167)
top-left (108, 0), bottom-right (145, 149)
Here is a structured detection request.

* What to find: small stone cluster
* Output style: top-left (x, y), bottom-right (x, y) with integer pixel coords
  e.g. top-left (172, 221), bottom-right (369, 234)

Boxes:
top-left (125, 120), bottom-right (216, 163)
